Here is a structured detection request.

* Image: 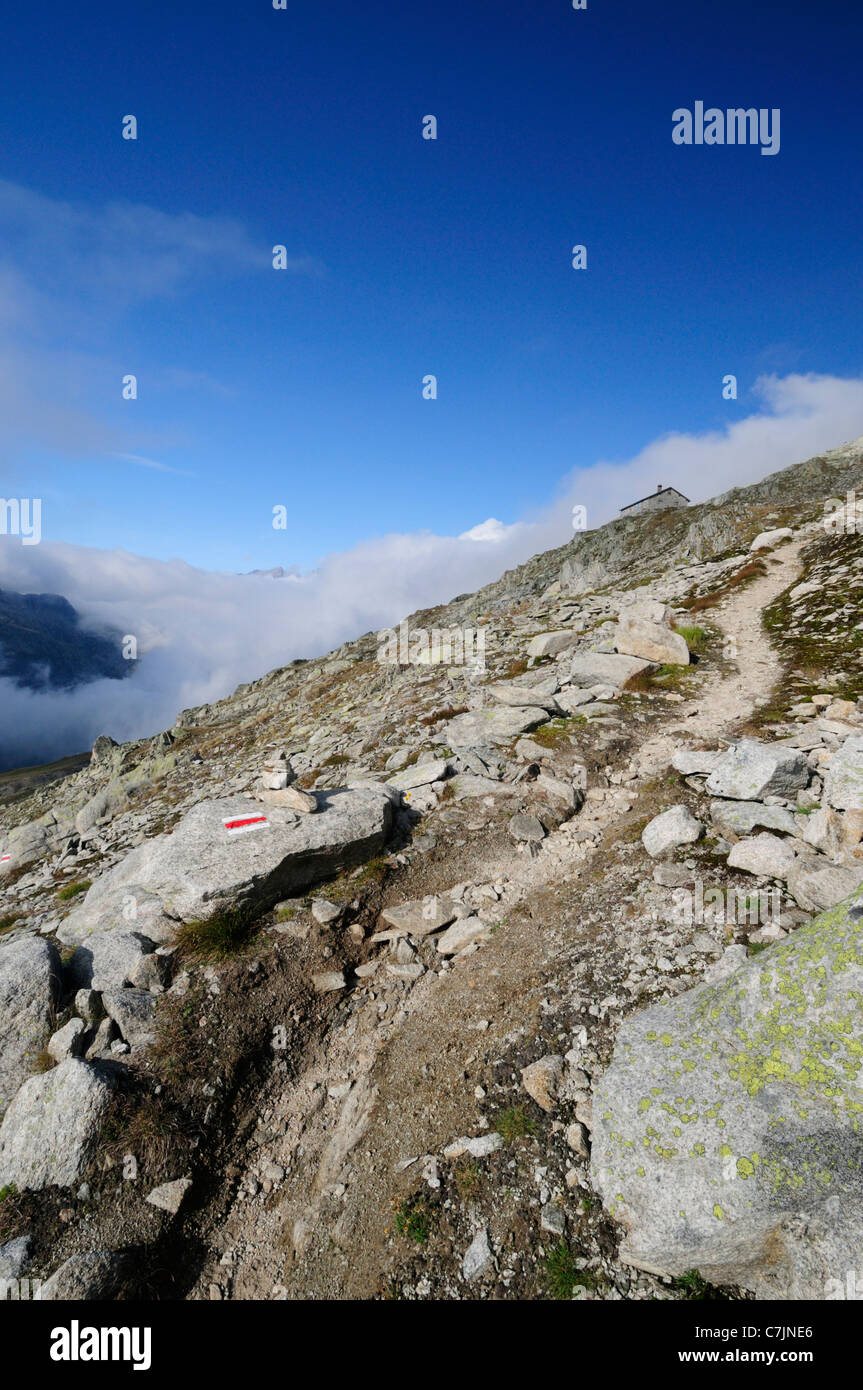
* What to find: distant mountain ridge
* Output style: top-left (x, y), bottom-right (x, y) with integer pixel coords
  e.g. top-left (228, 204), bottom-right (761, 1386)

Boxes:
top-left (0, 588), bottom-right (132, 691)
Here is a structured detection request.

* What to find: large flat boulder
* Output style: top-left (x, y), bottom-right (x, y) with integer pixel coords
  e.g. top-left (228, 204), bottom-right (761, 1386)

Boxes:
top-left (569, 652), bottom-right (655, 689)
top-left (709, 799), bottom-right (798, 839)
top-left (0, 936), bottom-right (62, 1116)
top-left (615, 610), bottom-right (689, 666)
top-left (786, 858), bottom-right (863, 912)
top-left (527, 631), bottom-right (579, 659)
top-left (441, 706), bottom-right (549, 748)
top-left (0, 1058), bottom-right (114, 1190)
top-left (0, 812), bottom-right (68, 875)
top-left (591, 884), bottom-right (863, 1298)
top-left (488, 677), bottom-right (561, 713)
top-left (750, 527), bottom-right (792, 552)
top-left (705, 739), bottom-right (810, 801)
top-left (726, 834), bottom-right (796, 879)
top-left (56, 788), bottom-right (393, 946)
top-left (68, 932), bottom-right (155, 992)
top-left (386, 759), bottom-right (449, 791)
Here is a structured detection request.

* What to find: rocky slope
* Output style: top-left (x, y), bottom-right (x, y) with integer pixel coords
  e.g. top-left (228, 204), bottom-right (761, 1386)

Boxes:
top-left (2, 435), bottom-right (863, 1301)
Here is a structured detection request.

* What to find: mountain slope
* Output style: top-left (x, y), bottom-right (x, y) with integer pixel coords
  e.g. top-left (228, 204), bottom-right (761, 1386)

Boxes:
top-left (3, 435), bottom-right (863, 1302)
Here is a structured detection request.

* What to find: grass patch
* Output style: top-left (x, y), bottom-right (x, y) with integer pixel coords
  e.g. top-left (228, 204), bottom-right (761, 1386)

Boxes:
top-left (98, 1089), bottom-right (198, 1178)
top-left (175, 901), bottom-right (263, 964)
top-left (542, 1240), bottom-right (598, 1299)
top-left (32, 1047), bottom-right (57, 1073)
top-left (321, 855), bottom-right (390, 905)
top-left (674, 624), bottom-right (708, 652)
top-left (495, 1105), bottom-right (537, 1142)
top-left (321, 753), bottom-right (350, 767)
top-left (529, 717), bottom-right (583, 750)
top-left (420, 705), bottom-right (468, 727)
top-left (0, 914), bottom-right (22, 935)
top-left (57, 879), bottom-right (91, 901)
top-left (146, 984), bottom-right (209, 1086)
top-left (625, 661), bottom-right (693, 695)
top-left (498, 657), bottom-right (529, 681)
top-left (454, 1160), bottom-right (481, 1201)
top-left (348, 856), bottom-right (388, 887)
top-left (672, 1268), bottom-right (711, 1299)
top-left (393, 1194), bottom-right (434, 1244)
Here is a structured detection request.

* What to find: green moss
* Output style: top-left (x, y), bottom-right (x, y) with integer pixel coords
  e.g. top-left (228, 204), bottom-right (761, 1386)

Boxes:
top-left (495, 1105), bottom-right (537, 1142)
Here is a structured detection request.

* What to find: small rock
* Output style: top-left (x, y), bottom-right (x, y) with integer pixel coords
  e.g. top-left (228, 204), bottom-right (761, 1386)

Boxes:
top-left (0, 1235), bottom-right (30, 1281)
top-left (74, 989), bottom-right (103, 1024)
top-left (443, 1133), bottom-right (504, 1160)
top-left (541, 1202), bottom-right (566, 1235)
top-left (46, 1017), bottom-right (86, 1063)
top-left (311, 899), bottom-right (343, 925)
top-left (521, 1054), bottom-right (564, 1113)
top-left (35, 1250), bottom-right (128, 1301)
top-left (146, 1176), bottom-right (192, 1215)
top-left (435, 918), bottom-right (490, 956)
top-left (462, 1227), bottom-right (494, 1281)
top-left (642, 805), bottom-right (703, 858)
top-left (313, 971), bottom-right (346, 993)
top-left (565, 1122), bottom-right (590, 1157)
top-left (508, 813), bottom-right (546, 843)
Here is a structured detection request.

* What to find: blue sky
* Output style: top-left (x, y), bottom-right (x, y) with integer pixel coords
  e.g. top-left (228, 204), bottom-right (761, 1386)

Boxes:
top-left (1, 0), bottom-right (862, 574)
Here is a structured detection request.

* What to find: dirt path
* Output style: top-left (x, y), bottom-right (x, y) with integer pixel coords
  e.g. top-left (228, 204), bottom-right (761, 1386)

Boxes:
top-left (634, 534), bottom-right (809, 778)
top-left (199, 535), bottom-right (811, 1300)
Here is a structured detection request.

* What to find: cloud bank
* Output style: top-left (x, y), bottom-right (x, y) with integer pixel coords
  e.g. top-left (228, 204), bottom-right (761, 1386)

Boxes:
top-left (1, 370), bottom-right (862, 770)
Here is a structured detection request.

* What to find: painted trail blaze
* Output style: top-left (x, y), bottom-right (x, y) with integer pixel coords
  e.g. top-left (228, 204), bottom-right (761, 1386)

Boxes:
top-left (222, 814), bottom-right (269, 835)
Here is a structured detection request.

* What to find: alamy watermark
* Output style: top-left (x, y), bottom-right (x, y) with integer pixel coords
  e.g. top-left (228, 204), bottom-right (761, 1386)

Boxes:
top-left (0, 498), bottom-right (41, 545)
top-left (826, 1269), bottom-right (863, 1300)
top-left (50, 1321), bottom-right (151, 1370)
top-left (377, 619), bottom-right (486, 672)
top-left (823, 492), bottom-right (863, 535)
top-left (0, 1277), bottom-right (42, 1300)
top-left (672, 103), bottom-right (780, 156)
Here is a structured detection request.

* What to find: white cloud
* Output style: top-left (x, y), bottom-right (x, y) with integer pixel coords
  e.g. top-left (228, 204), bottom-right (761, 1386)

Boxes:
top-left (1, 371), bottom-right (862, 770)
top-left (555, 374), bottom-right (863, 529)
top-left (458, 518), bottom-right (518, 542)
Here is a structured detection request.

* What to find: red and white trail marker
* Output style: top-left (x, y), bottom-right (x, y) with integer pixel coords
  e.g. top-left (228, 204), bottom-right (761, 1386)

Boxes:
top-left (1, 854), bottom-right (10, 863)
top-left (222, 814), bottom-right (269, 837)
